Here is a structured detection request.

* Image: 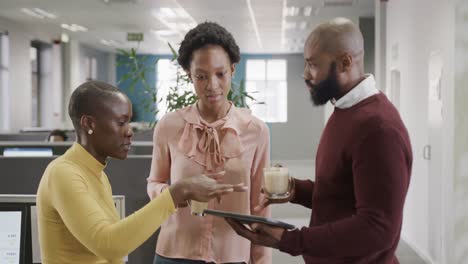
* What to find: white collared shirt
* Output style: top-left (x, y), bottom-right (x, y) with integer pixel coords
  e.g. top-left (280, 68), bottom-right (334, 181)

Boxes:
top-left (333, 74), bottom-right (379, 109)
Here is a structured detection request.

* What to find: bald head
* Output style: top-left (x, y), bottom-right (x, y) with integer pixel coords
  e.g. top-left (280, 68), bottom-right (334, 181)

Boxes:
top-left (68, 80), bottom-right (127, 130)
top-left (303, 18), bottom-right (367, 104)
top-left (307, 17), bottom-right (364, 58)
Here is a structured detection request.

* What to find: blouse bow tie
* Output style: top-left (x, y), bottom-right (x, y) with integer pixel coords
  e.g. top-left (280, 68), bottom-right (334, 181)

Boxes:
top-left (196, 125), bottom-right (224, 172)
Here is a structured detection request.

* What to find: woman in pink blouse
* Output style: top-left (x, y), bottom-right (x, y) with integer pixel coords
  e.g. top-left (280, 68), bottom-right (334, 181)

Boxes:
top-left (147, 22), bottom-right (271, 264)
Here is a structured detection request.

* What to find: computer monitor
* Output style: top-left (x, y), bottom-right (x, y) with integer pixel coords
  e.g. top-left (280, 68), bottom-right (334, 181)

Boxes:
top-left (3, 148), bottom-right (53, 157)
top-left (0, 196), bottom-right (125, 263)
top-left (0, 204), bottom-right (28, 264)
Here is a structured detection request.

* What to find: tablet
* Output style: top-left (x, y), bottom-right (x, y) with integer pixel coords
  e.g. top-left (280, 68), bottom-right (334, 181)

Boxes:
top-left (203, 209), bottom-right (296, 230)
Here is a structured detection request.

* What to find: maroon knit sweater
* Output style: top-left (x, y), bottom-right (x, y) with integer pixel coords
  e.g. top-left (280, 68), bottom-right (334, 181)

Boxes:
top-left (278, 93), bottom-right (412, 264)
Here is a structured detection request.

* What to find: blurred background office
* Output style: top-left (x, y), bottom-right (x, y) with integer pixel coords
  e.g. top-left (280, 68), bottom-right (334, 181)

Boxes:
top-left (0, 0), bottom-right (467, 263)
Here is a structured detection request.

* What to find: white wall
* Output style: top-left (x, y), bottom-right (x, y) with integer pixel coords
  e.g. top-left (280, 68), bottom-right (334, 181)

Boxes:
top-left (378, 0), bottom-right (456, 263)
top-left (454, 1), bottom-right (468, 263)
top-left (269, 54), bottom-right (324, 161)
top-left (272, 16), bottom-right (376, 165)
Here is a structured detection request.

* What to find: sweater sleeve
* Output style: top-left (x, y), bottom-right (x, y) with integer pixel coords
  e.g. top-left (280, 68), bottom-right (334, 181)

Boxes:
top-left (290, 178), bottom-right (314, 209)
top-left (249, 123), bottom-right (272, 264)
top-left (278, 127), bottom-right (411, 257)
top-left (147, 117), bottom-right (171, 199)
top-left (49, 165), bottom-right (176, 261)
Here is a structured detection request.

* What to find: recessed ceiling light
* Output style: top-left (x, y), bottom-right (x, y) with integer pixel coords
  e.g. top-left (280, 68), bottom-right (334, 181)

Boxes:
top-left (153, 7), bottom-right (191, 20)
top-left (21, 8), bottom-right (56, 19)
top-left (100, 39), bottom-right (122, 46)
top-left (152, 7), bottom-right (196, 37)
top-left (173, 8), bottom-right (190, 19)
top-left (61, 33), bottom-right (69, 43)
top-left (21, 8), bottom-right (43, 19)
top-left (33, 8), bottom-right (57, 19)
top-left (61, 23), bottom-right (88, 32)
top-left (160, 8), bottom-right (176, 18)
top-left (152, 30), bottom-right (177, 37)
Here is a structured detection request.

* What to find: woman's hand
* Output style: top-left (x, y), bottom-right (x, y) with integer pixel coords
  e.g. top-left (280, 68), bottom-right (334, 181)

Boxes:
top-left (169, 174), bottom-right (247, 205)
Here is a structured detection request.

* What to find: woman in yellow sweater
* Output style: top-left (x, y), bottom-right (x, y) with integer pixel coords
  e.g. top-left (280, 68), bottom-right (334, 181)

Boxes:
top-left (36, 80), bottom-right (244, 264)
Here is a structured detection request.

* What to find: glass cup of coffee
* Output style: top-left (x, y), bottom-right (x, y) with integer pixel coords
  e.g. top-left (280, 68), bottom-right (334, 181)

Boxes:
top-left (263, 167), bottom-right (291, 199)
top-left (189, 170), bottom-right (225, 216)
top-left (190, 200), bottom-right (208, 216)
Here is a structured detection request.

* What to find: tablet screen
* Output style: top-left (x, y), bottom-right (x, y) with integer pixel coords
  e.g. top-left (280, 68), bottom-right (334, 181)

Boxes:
top-left (204, 209), bottom-right (295, 230)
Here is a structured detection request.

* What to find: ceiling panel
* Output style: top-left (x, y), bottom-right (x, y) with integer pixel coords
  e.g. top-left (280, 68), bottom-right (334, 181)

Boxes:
top-left (0, 0), bottom-right (374, 54)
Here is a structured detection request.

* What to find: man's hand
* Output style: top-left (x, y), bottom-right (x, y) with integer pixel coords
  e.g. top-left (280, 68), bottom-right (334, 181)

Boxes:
top-left (254, 177), bottom-right (296, 213)
top-left (225, 218), bottom-right (285, 249)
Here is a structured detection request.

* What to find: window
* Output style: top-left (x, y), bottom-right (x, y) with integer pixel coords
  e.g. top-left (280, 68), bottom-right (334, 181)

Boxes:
top-left (246, 59), bottom-right (287, 122)
top-left (156, 59), bottom-right (193, 120)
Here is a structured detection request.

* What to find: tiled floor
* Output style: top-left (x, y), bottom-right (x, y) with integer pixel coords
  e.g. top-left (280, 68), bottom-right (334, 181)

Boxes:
top-left (271, 239), bottom-right (427, 264)
top-left (396, 240), bottom-right (428, 264)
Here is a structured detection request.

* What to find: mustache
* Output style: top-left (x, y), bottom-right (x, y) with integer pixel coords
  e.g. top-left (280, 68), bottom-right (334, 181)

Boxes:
top-left (305, 80), bottom-right (319, 96)
top-left (305, 80), bottom-right (315, 90)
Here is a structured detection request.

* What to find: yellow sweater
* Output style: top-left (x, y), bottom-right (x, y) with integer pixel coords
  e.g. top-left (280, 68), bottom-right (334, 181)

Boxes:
top-left (37, 143), bottom-right (176, 264)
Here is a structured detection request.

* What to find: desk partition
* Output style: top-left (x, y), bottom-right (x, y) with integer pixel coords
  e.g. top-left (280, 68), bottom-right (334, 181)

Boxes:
top-left (0, 155), bottom-right (155, 264)
top-left (0, 130), bottom-right (153, 142)
top-left (0, 141), bottom-right (154, 156)
top-left (0, 195), bottom-right (125, 264)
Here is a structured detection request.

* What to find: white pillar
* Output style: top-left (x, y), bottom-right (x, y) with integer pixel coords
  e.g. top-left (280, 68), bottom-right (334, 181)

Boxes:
top-left (8, 27), bottom-right (32, 131)
top-left (0, 33), bottom-right (10, 131)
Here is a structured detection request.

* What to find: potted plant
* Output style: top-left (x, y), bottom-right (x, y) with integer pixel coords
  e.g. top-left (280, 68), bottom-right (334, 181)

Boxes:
top-left (116, 43), bottom-right (260, 128)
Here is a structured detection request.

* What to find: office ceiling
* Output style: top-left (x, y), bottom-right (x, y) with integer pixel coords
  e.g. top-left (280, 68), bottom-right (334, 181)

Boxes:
top-left (0, 0), bottom-right (374, 54)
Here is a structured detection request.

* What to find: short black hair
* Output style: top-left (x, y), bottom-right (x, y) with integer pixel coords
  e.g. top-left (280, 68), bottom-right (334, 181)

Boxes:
top-left (68, 80), bottom-right (124, 130)
top-left (178, 22), bottom-right (240, 71)
top-left (47, 129), bottom-right (68, 141)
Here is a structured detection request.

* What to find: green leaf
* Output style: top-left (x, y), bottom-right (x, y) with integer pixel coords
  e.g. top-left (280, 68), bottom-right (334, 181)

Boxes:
top-left (128, 78), bottom-right (140, 93)
top-left (117, 42), bottom-right (257, 122)
top-left (117, 72), bottom-right (133, 85)
top-left (116, 48), bottom-right (131, 56)
top-left (168, 42), bottom-right (178, 61)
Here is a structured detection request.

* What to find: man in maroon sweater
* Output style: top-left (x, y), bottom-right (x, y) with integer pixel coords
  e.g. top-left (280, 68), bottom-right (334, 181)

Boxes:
top-left (226, 17), bottom-right (412, 264)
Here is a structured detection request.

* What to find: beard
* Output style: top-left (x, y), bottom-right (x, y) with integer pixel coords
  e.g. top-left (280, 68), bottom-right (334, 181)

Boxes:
top-left (305, 62), bottom-right (342, 106)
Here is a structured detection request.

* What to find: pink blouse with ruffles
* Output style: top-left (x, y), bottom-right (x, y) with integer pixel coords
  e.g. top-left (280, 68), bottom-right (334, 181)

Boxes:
top-left (147, 103), bottom-right (271, 264)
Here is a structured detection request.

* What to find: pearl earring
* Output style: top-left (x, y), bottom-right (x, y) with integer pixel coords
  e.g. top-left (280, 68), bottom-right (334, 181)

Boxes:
top-left (88, 129), bottom-right (93, 135)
